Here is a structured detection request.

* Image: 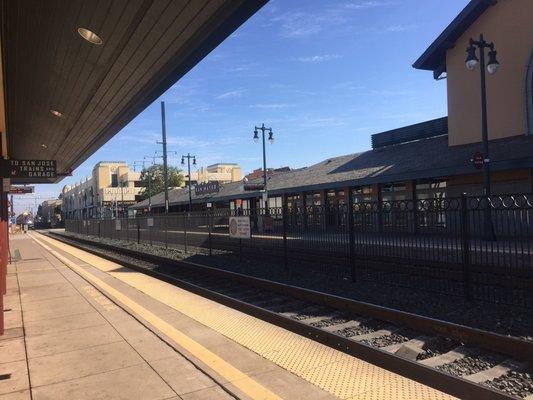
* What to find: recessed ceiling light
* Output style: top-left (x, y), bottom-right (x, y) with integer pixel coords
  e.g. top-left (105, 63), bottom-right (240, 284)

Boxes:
top-left (77, 27), bottom-right (103, 45)
top-left (50, 109), bottom-right (63, 118)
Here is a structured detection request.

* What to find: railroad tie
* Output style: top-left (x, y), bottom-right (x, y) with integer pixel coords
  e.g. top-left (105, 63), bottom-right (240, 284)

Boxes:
top-left (350, 327), bottom-right (397, 342)
top-left (464, 359), bottom-right (527, 384)
top-left (419, 346), bottom-right (473, 368)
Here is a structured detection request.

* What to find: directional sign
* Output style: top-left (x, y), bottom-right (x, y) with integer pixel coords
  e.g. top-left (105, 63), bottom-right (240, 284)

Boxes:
top-left (1, 159), bottom-right (57, 180)
top-left (9, 186), bottom-right (34, 194)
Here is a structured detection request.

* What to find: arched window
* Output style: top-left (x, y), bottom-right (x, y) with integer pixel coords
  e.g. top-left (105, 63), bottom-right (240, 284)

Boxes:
top-left (527, 51), bottom-right (533, 135)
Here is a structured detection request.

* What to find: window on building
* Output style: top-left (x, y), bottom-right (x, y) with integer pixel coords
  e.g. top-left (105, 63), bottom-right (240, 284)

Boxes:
top-left (111, 173), bottom-right (118, 187)
top-left (268, 196), bottom-right (282, 209)
top-left (381, 183), bottom-right (407, 202)
top-left (352, 186), bottom-right (374, 203)
top-left (416, 179), bottom-right (447, 199)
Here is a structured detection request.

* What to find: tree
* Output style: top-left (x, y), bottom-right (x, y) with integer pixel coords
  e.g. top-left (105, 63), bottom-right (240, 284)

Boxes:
top-left (138, 164), bottom-right (184, 201)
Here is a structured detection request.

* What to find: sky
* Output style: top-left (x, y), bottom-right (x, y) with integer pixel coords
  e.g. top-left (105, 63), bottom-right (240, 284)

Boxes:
top-left (14, 0), bottom-right (469, 214)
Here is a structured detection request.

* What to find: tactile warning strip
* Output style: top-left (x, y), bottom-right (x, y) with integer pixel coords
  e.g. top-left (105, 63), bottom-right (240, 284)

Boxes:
top-left (38, 234), bottom-right (456, 400)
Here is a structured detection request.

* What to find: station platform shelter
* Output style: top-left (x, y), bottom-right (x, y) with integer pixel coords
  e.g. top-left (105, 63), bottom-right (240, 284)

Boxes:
top-left (0, 232), bottom-right (455, 400)
top-left (0, 0), bottom-right (269, 337)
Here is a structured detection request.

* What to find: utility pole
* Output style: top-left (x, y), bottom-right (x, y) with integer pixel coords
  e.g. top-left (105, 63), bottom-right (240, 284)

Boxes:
top-left (120, 177), bottom-right (125, 217)
top-left (181, 154), bottom-right (196, 212)
top-left (159, 101), bottom-right (169, 213)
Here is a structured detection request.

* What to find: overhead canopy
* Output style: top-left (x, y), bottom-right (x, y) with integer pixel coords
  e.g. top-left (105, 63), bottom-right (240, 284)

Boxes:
top-left (0, 0), bottom-right (267, 183)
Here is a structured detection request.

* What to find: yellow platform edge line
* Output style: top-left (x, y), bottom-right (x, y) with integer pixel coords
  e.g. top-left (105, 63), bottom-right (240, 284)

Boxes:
top-left (31, 233), bottom-right (283, 400)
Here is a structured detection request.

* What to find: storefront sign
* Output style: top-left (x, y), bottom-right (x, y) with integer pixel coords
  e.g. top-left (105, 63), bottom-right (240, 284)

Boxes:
top-left (229, 216), bottom-right (251, 239)
top-left (1, 159), bottom-right (56, 180)
top-left (195, 181), bottom-right (220, 196)
top-left (102, 201), bottom-right (136, 207)
top-left (9, 186), bottom-right (34, 194)
top-left (243, 183), bottom-right (265, 191)
top-left (102, 187), bottom-right (138, 195)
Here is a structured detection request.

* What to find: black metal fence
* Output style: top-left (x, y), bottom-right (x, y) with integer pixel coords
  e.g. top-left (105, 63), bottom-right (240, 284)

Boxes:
top-left (65, 194), bottom-right (533, 307)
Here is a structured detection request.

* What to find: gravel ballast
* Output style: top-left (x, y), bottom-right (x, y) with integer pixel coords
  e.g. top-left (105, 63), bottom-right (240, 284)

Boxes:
top-left (56, 231), bottom-right (533, 340)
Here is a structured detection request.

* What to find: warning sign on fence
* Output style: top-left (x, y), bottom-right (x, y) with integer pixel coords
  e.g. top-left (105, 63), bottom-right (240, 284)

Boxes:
top-left (116, 220), bottom-right (121, 230)
top-left (229, 216), bottom-right (251, 239)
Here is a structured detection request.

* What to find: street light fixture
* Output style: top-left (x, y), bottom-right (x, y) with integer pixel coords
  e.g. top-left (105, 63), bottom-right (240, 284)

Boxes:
top-left (181, 153), bottom-right (196, 212)
top-left (465, 34), bottom-right (500, 240)
top-left (253, 123), bottom-right (274, 214)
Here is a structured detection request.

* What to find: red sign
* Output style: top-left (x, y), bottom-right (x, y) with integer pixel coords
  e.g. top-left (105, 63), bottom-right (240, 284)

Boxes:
top-left (9, 186), bottom-right (34, 194)
top-left (472, 152), bottom-right (484, 169)
top-left (243, 183), bottom-right (265, 191)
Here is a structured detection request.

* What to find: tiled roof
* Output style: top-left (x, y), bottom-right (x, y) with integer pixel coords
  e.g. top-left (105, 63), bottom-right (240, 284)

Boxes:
top-left (131, 134), bottom-right (533, 209)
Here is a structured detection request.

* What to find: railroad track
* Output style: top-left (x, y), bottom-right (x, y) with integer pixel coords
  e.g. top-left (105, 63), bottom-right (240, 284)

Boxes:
top-left (43, 231), bottom-right (533, 400)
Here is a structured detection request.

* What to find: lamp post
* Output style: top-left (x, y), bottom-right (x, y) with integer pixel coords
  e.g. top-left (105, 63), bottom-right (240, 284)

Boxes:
top-left (120, 177), bottom-right (125, 217)
top-left (253, 123), bottom-right (274, 213)
top-left (465, 34), bottom-right (500, 240)
top-left (181, 153), bottom-right (196, 212)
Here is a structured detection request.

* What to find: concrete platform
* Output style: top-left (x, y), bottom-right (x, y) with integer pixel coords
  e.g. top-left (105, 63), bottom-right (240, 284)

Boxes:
top-left (1, 234), bottom-right (456, 400)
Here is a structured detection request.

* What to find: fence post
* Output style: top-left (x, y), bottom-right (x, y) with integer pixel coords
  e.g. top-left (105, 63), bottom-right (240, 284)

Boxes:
top-left (164, 216), bottom-right (168, 249)
top-left (149, 219), bottom-right (152, 246)
top-left (376, 183), bottom-right (384, 233)
top-left (137, 222), bottom-right (140, 244)
top-left (98, 221), bottom-right (101, 238)
top-left (282, 195), bottom-right (289, 271)
top-left (348, 188), bottom-right (356, 282)
top-left (184, 213), bottom-right (188, 253)
top-left (411, 180), bottom-right (418, 234)
top-left (208, 210), bottom-right (212, 256)
top-left (460, 194), bottom-right (471, 301)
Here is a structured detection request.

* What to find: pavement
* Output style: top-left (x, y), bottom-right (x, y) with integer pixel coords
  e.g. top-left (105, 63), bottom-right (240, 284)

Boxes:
top-left (1, 233), bottom-right (456, 400)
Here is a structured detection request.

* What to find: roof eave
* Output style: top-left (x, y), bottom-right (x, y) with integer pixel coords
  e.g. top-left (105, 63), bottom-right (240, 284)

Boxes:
top-left (412, 0), bottom-right (497, 74)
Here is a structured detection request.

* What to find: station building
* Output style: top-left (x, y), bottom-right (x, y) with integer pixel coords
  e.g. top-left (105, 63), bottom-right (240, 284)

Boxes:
top-left (132, 0), bottom-right (533, 214)
top-left (62, 162), bottom-right (142, 219)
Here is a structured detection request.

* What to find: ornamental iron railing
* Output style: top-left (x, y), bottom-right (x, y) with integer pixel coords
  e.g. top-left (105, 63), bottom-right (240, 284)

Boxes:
top-left (65, 193), bottom-right (533, 307)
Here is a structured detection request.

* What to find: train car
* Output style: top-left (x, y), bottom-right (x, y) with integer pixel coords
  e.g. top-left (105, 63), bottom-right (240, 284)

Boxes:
top-left (16, 211), bottom-right (34, 229)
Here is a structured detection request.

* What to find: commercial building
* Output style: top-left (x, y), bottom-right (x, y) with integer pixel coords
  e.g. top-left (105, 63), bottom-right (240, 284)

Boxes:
top-left (188, 163), bottom-right (242, 185)
top-left (132, 0), bottom-right (533, 214)
top-left (39, 199), bottom-right (63, 227)
top-left (62, 162), bottom-right (142, 219)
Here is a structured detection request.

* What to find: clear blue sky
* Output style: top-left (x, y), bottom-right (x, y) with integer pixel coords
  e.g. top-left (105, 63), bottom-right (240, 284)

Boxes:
top-left (16, 0), bottom-right (469, 214)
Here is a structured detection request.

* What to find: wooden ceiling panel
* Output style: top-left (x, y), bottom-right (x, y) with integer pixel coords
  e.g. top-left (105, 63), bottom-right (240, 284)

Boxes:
top-left (1, 0), bottom-right (267, 182)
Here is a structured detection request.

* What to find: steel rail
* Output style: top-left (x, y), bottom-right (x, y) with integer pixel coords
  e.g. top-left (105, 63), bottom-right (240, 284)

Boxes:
top-left (44, 231), bottom-right (527, 400)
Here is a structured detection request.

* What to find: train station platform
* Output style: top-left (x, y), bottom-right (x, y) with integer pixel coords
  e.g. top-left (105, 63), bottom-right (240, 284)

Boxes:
top-left (1, 233), bottom-right (456, 400)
